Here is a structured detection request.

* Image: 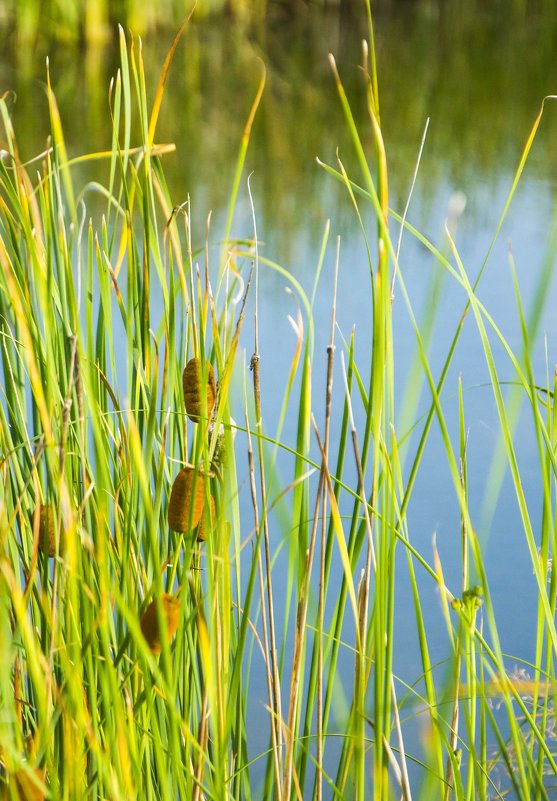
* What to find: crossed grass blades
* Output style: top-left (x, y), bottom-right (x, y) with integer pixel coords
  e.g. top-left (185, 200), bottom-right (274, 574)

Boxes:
top-left (2, 7), bottom-right (557, 801)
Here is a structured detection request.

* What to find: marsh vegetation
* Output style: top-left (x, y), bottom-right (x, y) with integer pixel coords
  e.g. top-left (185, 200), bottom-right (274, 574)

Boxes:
top-left (2, 3), bottom-right (557, 800)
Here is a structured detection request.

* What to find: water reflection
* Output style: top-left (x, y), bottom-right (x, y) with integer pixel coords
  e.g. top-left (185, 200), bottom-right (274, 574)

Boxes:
top-left (2, 5), bottom-right (557, 254)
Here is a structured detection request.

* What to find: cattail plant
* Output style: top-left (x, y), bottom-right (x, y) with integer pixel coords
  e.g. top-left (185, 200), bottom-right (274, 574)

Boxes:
top-left (32, 504), bottom-right (59, 558)
top-left (182, 357), bottom-right (216, 424)
top-left (167, 465), bottom-right (207, 532)
top-left (139, 594), bottom-right (180, 655)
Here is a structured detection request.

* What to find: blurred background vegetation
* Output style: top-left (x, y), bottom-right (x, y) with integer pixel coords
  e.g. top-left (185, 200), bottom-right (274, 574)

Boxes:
top-left (1, 0), bottom-right (557, 263)
top-left (1, 0), bottom-right (557, 43)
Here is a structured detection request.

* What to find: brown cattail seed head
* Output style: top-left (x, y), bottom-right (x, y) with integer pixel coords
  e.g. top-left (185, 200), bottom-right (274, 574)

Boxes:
top-left (196, 495), bottom-right (216, 542)
top-left (168, 465), bottom-right (206, 532)
top-left (140, 594), bottom-right (180, 655)
top-left (182, 357), bottom-right (216, 423)
top-left (33, 504), bottom-right (57, 557)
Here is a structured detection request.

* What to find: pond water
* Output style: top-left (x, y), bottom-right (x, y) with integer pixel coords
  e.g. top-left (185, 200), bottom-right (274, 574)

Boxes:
top-left (4, 2), bottom-right (557, 795)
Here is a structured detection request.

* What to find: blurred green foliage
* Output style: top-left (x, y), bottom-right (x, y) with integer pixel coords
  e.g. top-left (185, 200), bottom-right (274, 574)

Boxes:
top-left (1, 2), bottom-right (557, 260)
top-left (1, 0), bottom-right (556, 44)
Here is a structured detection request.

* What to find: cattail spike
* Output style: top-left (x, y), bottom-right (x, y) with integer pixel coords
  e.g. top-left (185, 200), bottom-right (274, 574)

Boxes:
top-left (182, 357), bottom-right (216, 423)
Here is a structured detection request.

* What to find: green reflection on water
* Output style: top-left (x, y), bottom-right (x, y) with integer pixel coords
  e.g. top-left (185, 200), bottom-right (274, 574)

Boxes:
top-left (1, 5), bottom-right (557, 259)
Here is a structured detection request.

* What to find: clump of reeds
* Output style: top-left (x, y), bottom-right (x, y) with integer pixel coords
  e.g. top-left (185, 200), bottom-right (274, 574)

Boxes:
top-left (1, 4), bottom-right (557, 801)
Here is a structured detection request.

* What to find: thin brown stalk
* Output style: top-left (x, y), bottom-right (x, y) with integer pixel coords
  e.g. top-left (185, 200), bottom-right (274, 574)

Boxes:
top-left (244, 396), bottom-right (282, 796)
top-left (342, 388), bottom-right (412, 801)
top-left (340, 352), bottom-right (375, 797)
top-left (248, 174), bottom-right (283, 787)
top-left (311, 421), bottom-right (367, 795)
top-left (340, 352), bottom-right (376, 571)
top-left (283, 469), bottom-right (324, 801)
top-left (250, 357), bottom-right (284, 792)
top-left (317, 234), bottom-right (339, 801)
top-left (283, 236), bottom-right (338, 798)
top-left (279, 709), bottom-right (305, 801)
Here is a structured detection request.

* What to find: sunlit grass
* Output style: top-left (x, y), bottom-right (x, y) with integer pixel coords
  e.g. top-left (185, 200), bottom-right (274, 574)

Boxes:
top-left (1, 5), bottom-right (557, 801)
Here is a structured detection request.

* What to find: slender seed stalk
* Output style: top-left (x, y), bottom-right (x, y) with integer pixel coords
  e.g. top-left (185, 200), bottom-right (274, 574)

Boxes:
top-left (248, 176), bottom-right (283, 795)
